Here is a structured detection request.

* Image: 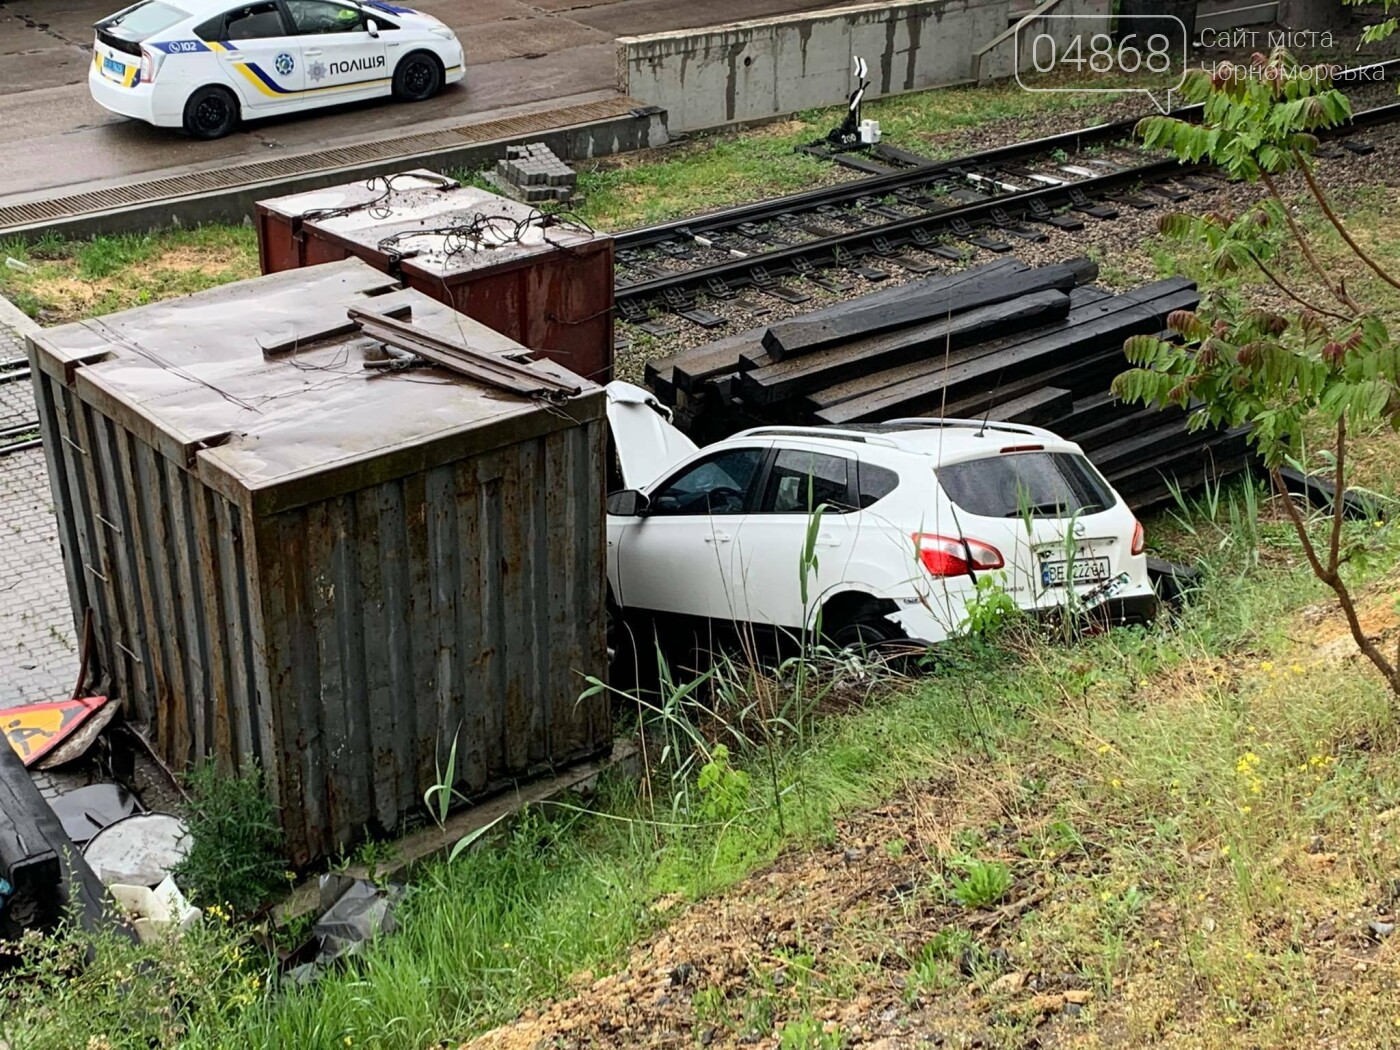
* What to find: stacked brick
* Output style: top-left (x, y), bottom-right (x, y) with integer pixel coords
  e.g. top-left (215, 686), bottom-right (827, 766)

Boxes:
top-left (488, 142), bottom-right (579, 205)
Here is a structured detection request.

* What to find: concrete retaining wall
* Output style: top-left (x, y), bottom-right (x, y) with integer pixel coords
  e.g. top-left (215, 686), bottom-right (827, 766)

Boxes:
top-left (974, 0), bottom-right (1113, 82)
top-left (616, 0), bottom-right (1007, 134)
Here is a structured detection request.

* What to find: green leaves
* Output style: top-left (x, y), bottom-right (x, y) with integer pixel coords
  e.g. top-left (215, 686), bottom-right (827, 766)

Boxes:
top-left (1115, 288), bottom-right (1400, 468)
top-left (1143, 49), bottom-right (1352, 181)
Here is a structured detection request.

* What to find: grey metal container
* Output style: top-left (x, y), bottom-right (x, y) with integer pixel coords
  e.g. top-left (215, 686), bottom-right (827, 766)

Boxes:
top-left (27, 259), bottom-right (610, 865)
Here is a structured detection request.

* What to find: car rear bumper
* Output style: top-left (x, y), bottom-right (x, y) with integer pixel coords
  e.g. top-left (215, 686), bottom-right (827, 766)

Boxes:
top-left (888, 578), bottom-right (1160, 645)
top-left (89, 64), bottom-right (176, 125)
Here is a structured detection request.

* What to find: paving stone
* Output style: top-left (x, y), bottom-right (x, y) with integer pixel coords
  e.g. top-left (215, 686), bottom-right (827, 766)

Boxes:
top-left (0, 319), bottom-right (76, 710)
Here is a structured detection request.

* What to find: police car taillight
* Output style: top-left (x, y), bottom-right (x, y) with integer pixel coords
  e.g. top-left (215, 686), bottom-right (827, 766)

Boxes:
top-left (140, 47), bottom-right (159, 83)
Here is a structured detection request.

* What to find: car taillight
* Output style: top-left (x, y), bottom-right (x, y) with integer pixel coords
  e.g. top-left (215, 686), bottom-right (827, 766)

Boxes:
top-left (140, 47), bottom-right (158, 83)
top-left (914, 533), bottom-right (1004, 577)
top-left (1131, 519), bottom-right (1145, 556)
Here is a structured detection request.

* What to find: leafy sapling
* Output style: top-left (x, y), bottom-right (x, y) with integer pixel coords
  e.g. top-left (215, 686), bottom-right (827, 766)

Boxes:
top-left (1114, 49), bottom-right (1400, 696)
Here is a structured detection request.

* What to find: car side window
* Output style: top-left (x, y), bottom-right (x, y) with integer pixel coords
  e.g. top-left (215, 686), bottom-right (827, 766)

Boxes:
top-left (760, 449), bottom-right (854, 514)
top-left (857, 462), bottom-right (899, 508)
top-left (285, 0), bottom-right (365, 33)
top-left (648, 448), bottom-right (765, 517)
top-left (223, 2), bottom-right (287, 40)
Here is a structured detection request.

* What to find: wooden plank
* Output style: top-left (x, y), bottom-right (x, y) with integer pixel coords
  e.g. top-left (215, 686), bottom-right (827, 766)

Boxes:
top-left (1107, 428), bottom-right (1252, 510)
top-left (1053, 390), bottom-right (1128, 438)
top-left (984, 387), bottom-right (1073, 426)
top-left (1070, 403), bottom-right (1189, 453)
top-left (1089, 416), bottom-right (1216, 475)
top-left (670, 330), bottom-right (765, 394)
top-left (740, 290), bottom-right (1071, 407)
top-left (815, 287), bottom-right (1200, 425)
top-left (803, 284), bottom-right (1118, 412)
top-left (660, 259), bottom-right (1031, 393)
top-left (761, 258), bottom-right (1098, 360)
top-left (1276, 466), bottom-right (1382, 520)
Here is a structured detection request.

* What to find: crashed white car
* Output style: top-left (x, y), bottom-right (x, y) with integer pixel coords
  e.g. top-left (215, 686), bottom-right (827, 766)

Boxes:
top-left (604, 382), bottom-right (1156, 651)
top-left (90, 0), bottom-right (465, 138)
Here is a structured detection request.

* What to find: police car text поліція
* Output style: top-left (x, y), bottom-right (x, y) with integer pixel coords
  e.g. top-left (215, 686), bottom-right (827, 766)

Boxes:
top-left (90, 1), bottom-right (464, 138)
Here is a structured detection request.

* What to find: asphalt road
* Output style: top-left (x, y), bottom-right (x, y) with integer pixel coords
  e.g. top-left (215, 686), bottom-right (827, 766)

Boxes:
top-left (0, 0), bottom-right (846, 203)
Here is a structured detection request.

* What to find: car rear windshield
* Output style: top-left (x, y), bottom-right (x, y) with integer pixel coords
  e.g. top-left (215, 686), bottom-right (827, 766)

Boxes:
top-left (937, 452), bottom-right (1115, 518)
top-left (99, 1), bottom-right (188, 40)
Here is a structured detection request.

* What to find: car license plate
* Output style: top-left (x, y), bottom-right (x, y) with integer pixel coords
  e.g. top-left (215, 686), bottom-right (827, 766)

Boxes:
top-left (1040, 556), bottom-right (1111, 588)
top-left (103, 55), bottom-right (127, 78)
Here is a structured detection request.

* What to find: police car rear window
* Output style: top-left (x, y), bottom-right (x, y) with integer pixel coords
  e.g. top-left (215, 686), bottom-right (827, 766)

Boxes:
top-left (101, 1), bottom-right (188, 40)
top-left (937, 452), bottom-right (1115, 519)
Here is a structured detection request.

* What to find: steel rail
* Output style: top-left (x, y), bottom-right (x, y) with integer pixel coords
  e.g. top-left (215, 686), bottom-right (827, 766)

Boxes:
top-left (612, 57), bottom-right (1400, 254)
top-left (0, 420), bottom-right (41, 457)
top-left (614, 90), bottom-right (1400, 310)
top-left (615, 156), bottom-right (1193, 304)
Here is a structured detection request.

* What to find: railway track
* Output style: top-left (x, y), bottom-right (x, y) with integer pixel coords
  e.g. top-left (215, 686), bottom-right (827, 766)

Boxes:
top-left (0, 356), bottom-right (30, 386)
top-left (613, 61), bottom-right (1400, 336)
top-left (0, 420), bottom-right (41, 457)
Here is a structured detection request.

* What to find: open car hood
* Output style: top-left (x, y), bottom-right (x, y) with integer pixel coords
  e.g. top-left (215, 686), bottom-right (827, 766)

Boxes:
top-left (605, 381), bottom-right (697, 490)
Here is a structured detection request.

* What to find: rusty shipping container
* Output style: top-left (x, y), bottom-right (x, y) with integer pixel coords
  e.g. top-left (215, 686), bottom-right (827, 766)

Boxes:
top-left (27, 259), bottom-right (611, 865)
top-left (255, 172), bottom-right (614, 384)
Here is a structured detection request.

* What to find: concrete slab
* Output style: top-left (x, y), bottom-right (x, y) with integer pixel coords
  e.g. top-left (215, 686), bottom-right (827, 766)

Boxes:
top-left (421, 0), bottom-right (541, 27)
top-left (0, 0), bottom-right (856, 205)
top-left (575, 0), bottom-right (848, 35)
top-left (468, 15), bottom-right (613, 64)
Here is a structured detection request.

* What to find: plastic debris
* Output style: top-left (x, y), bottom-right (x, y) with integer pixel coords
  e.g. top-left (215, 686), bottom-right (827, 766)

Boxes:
top-left (49, 783), bottom-right (140, 846)
top-left (284, 874), bottom-right (403, 985)
top-left (82, 813), bottom-right (190, 887)
top-left (109, 876), bottom-right (202, 942)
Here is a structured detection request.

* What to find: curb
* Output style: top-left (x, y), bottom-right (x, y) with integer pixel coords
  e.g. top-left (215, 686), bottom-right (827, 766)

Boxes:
top-left (0, 293), bottom-right (40, 338)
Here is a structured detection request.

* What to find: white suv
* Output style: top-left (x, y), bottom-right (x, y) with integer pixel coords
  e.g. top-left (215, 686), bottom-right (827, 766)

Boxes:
top-left (605, 382), bottom-right (1156, 650)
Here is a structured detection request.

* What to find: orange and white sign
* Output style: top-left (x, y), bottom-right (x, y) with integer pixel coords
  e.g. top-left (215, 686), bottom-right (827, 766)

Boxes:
top-left (3, 695), bottom-right (110, 767)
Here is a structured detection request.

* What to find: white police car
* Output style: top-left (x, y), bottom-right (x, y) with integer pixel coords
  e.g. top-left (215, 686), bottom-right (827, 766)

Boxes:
top-left (90, 1), bottom-right (465, 139)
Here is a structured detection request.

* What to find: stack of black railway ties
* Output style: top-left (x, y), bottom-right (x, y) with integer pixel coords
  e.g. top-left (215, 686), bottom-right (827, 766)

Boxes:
top-left (644, 256), bottom-right (1251, 515)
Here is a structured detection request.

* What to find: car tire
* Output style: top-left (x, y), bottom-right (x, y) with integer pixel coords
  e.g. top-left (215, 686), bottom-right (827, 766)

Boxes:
top-left (393, 51), bottom-right (443, 102)
top-left (826, 598), bottom-right (902, 653)
top-left (182, 86), bottom-right (239, 139)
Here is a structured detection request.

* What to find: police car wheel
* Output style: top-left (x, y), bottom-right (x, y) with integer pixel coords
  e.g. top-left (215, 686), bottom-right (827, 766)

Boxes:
top-left (393, 51), bottom-right (442, 102)
top-left (182, 86), bottom-right (239, 139)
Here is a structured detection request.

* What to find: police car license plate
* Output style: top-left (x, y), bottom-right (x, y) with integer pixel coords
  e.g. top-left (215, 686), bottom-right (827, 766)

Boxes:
top-left (1041, 557), bottom-right (1111, 588)
top-left (103, 55), bottom-right (127, 79)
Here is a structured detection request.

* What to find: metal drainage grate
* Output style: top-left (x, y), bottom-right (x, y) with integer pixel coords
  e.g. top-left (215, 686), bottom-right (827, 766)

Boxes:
top-left (0, 96), bottom-right (642, 231)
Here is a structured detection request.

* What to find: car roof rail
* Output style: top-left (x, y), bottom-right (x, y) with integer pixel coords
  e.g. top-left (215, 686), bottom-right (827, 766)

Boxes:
top-left (730, 426), bottom-right (901, 448)
top-left (880, 417), bottom-right (1053, 439)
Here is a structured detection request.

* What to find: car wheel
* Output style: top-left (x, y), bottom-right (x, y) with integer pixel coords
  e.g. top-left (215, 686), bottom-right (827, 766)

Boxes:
top-left (182, 86), bottom-right (239, 139)
top-left (393, 51), bottom-right (443, 102)
top-left (826, 599), bottom-right (902, 654)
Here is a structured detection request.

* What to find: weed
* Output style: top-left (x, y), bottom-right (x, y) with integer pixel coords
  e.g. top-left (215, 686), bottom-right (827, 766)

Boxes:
top-left (779, 1014), bottom-right (844, 1049)
top-left (696, 743), bottom-right (752, 823)
top-left (907, 928), bottom-right (974, 998)
top-left (948, 856), bottom-right (1013, 909)
top-left (692, 985), bottom-right (730, 1028)
top-left (174, 761), bottom-right (289, 917)
top-left (959, 573), bottom-right (1020, 640)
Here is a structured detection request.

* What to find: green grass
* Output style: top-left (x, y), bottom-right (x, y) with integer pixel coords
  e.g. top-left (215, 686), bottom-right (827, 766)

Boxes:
top-left (569, 78), bottom-right (1133, 230)
top-left (0, 226), bottom-right (258, 324)
top-left (8, 475), bottom-right (1400, 1048)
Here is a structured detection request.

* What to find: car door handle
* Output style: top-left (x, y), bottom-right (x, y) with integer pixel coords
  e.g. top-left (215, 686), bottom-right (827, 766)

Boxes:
top-left (703, 533), bottom-right (732, 544)
top-left (304, 48), bottom-right (324, 56)
top-left (815, 534), bottom-right (843, 548)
